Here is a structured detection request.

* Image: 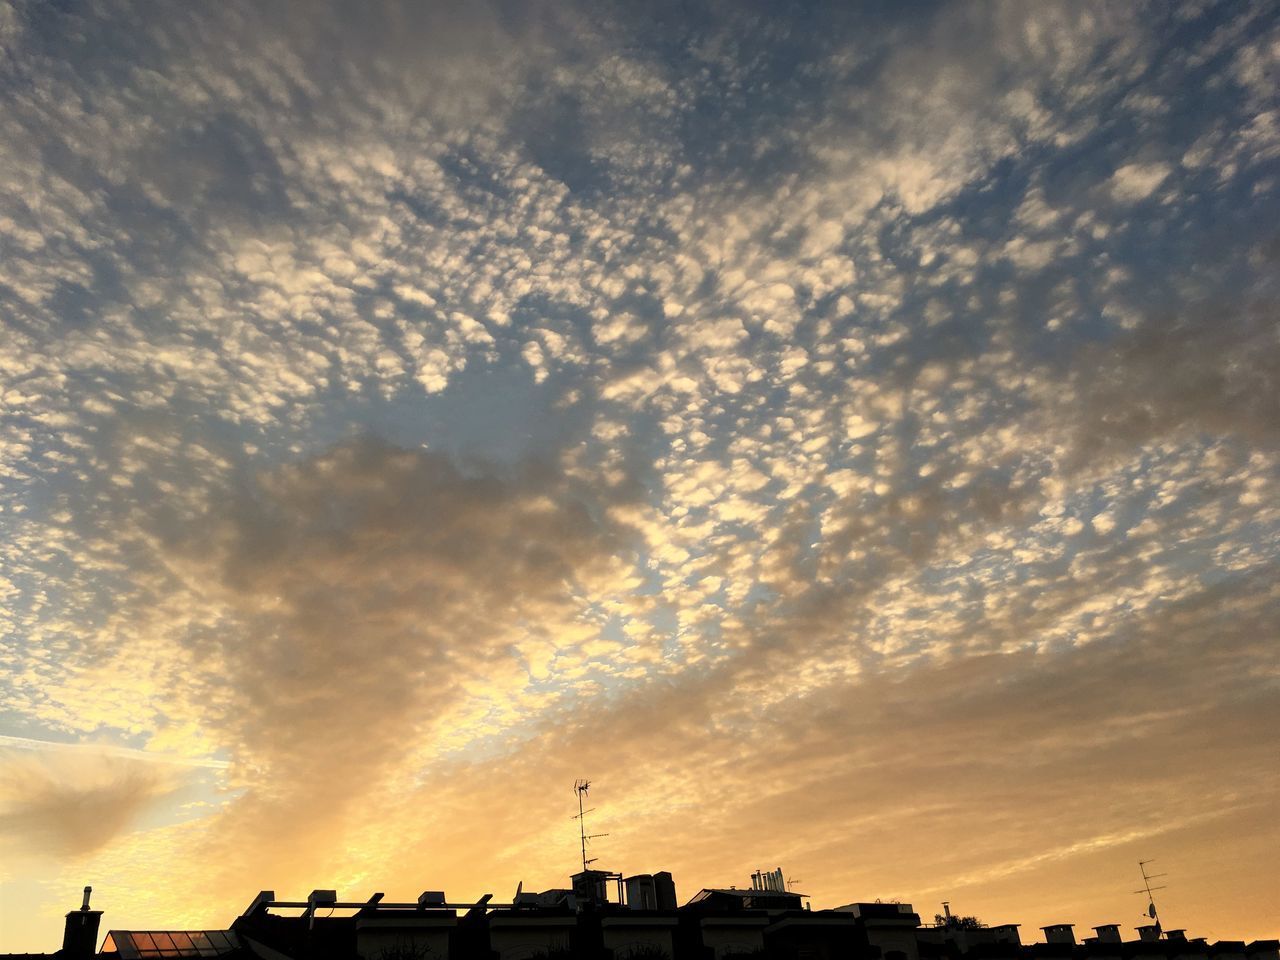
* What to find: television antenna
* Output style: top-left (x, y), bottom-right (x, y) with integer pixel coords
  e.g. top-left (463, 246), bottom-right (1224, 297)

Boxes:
top-left (1133, 860), bottom-right (1168, 930)
top-left (572, 779), bottom-right (609, 872)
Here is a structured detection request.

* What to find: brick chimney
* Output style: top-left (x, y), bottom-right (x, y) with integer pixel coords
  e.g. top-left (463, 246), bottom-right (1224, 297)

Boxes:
top-left (61, 887), bottom-right (103, 960)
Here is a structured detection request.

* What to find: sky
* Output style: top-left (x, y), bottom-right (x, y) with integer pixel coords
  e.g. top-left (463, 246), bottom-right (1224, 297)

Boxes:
top-left (1, 0), bottom-right (1278, 950)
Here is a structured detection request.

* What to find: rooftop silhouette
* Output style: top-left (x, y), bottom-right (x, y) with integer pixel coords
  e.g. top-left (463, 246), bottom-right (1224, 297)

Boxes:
top-left (5, 873), bottom-right (1275, 960)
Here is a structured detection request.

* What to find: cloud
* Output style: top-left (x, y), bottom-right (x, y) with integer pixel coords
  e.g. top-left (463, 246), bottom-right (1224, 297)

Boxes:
top-left (106, 436), bottom-right (645, 876)
top-left (267, 563), bottom-right (1278, 936)
top-left (1062, 298), bottom-right (1280, 468)
top-left (0, 747), bottom-right (183, 858)
top-left (1110, 162), bottom-right (1172, 202)
top-left (1, 0), bottom-right (1279, 948)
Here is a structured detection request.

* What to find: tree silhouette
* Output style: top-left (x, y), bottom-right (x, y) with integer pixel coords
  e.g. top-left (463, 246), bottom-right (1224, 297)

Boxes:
top-left (935, 914), bottom-right (985, 930)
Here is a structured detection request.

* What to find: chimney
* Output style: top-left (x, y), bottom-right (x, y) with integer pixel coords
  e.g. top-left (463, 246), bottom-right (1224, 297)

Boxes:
top-left (1095, 925), bottom-right (1123, 944)
top-left (1165, 930), bottom-right (1187, 943)
top-left (653, 872), bottom-right (678, 911)
top-left (1043, 924), bottom-right (1076, 946)
top-left (61, 887), bottom-right (103, 960)
top-left (992, 925), bottom-right (1022, 946)
top-left (1137, 925), bottom-right (1161, 942)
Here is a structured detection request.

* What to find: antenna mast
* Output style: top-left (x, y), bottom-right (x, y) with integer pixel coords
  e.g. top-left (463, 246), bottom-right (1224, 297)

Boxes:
top-left (1134, 860), bottom-right (1168, 931)
top-left (573, 779), bottom-right (608, 872)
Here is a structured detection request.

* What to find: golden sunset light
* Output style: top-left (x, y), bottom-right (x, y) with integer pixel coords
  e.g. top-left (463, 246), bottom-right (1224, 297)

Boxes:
top-left (0, 1), bottom-right (1277, 957)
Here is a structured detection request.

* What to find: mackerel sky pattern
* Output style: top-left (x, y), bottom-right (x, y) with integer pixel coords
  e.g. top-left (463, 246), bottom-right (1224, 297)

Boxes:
top-left (0, 0), bottom-right (1278, 949)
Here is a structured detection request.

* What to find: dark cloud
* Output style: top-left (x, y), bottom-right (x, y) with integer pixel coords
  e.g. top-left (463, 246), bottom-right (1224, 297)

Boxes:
top-left (1066, 292), bottom-right (1280, 467)
top-left (147, 436), bottom-right (636, 875)
top-left (0, 750), bottom-right (181, 858)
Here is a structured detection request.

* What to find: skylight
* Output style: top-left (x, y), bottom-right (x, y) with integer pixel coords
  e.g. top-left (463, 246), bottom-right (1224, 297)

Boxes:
top-left (100, 930), bottom-right (240, 959)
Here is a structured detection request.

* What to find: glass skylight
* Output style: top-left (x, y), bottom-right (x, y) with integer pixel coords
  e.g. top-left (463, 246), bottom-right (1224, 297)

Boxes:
top-left (101, 930), bottom-right (240, 959)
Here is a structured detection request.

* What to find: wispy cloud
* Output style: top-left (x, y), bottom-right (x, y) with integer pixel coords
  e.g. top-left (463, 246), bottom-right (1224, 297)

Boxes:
top-left (0, 736), bottom-right (229, 769)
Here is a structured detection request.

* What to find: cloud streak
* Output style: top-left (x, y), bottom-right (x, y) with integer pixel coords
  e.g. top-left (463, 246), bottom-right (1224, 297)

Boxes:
top-left (0, 748), bottom-right (185, 859)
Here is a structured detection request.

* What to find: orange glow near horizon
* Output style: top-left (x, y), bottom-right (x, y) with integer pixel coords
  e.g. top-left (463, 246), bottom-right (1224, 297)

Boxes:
top-left (1, 1), bottom-right (1278, 951)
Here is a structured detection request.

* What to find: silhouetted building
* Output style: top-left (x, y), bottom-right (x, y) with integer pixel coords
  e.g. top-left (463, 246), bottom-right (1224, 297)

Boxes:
top-left (8, 876), bottom-right (1279, 960)
top-left (623, 874), bottom-right (677, 912)
top-left (684, 886), bottom-right (806, 912)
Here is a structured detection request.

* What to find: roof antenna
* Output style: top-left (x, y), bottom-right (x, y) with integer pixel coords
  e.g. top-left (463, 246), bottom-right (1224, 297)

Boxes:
top-left (572, 779), bottom-right (609, 872)
top-left (1134, 860), bottom-right (1168, 933)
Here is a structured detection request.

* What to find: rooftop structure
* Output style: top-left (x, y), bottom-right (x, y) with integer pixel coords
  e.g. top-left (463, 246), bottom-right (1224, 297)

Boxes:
top-left (6, 878), bottom-right (1276, 960)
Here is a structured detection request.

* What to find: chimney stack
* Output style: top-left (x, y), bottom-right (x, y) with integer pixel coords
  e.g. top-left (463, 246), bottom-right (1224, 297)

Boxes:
top-left (1043, 924), bottom-right (1076, 946)
top-left (653, 872), bottom-right (678, 911)
top-left (991, 924), bottom-right (1022, 945)
top-left (61, 887), bottom-right (103, 960)
top-left (1094, 924), bottom-right (1123, 944)
top-left (1137, 925), bottom-right (1161, 942)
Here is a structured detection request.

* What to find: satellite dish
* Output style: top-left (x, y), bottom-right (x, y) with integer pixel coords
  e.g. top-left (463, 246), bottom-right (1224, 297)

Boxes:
top-left (515, 881), bottom-right (523, 901)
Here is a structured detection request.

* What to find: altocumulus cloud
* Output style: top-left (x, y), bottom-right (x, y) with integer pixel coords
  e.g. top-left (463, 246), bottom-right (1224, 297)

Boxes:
top-left (0, 0), bottom-right (1278, 948)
